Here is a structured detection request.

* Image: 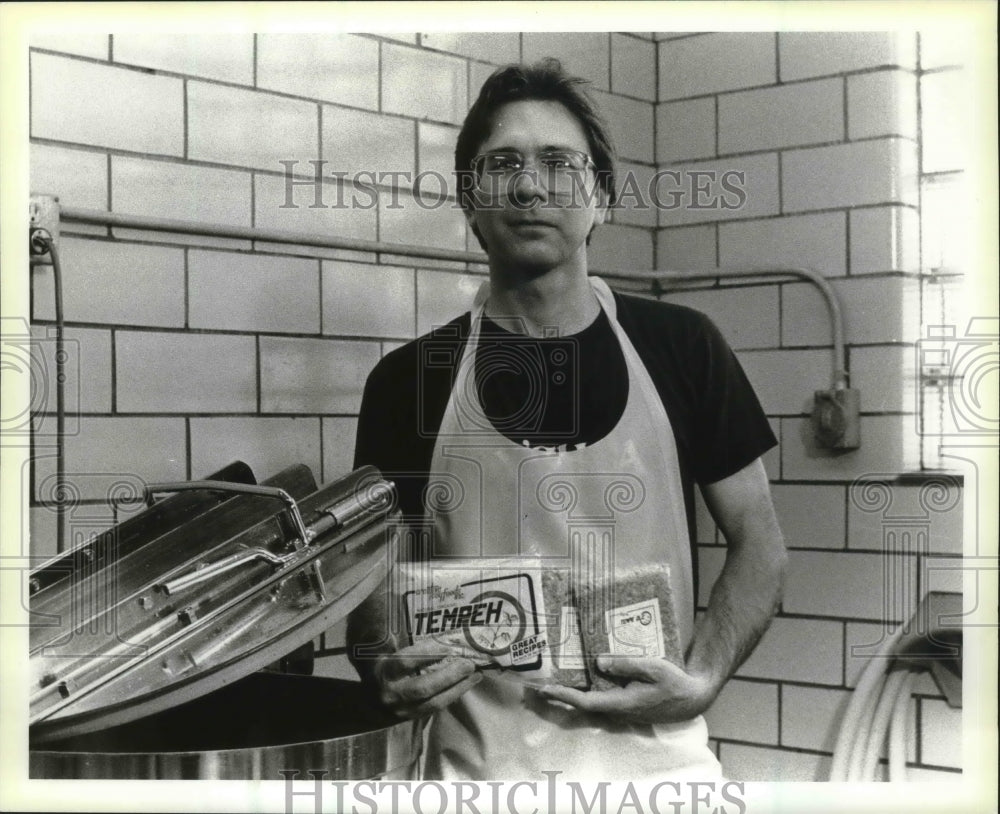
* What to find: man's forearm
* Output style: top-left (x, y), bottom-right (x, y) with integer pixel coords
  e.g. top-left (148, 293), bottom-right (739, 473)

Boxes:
top-left (685, 522), bottom-right (787, 698)
top-left (689, 458), bottom-right (788, 702)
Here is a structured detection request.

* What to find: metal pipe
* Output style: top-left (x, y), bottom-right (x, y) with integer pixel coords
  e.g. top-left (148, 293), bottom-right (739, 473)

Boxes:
top-left (61, 206), bottom-right (486, 265)
top-left (607, 267), bottom-right (848, 390)
top-left (59, 206), bottom-right (848, 388)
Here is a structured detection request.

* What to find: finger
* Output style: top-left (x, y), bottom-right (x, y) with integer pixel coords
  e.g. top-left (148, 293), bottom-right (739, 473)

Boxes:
top-left (597, 655), bottom-right (680, 683)
top-left (388, 657), bottom-right (477, 704)
top-left (380, 640), bottom-right (467, 678)
top-left (536, 682), bottom-right (656, 716)
top-left (403, 672), bottom-right (484, 719)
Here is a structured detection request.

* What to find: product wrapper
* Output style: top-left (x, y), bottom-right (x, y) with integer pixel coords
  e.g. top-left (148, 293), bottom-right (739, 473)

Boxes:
top-left (395, 558), bottom-right (589, 688)
top-left (576, 564), bottom-right (685, 690)
top-left (395, 559), bottom-right (682, 691)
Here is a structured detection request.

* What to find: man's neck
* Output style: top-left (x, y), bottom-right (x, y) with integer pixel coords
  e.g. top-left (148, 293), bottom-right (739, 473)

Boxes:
top-left (483, 266), bottom-right (599, 337)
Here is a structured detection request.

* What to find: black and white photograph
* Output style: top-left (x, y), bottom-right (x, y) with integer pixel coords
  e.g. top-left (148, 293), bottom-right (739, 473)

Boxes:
top-left (1, 2), bottom-right (996, 813)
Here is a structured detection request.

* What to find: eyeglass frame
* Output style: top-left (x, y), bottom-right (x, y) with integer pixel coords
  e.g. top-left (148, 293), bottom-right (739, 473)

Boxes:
top-left (469, 148), bottom-right (598, 191)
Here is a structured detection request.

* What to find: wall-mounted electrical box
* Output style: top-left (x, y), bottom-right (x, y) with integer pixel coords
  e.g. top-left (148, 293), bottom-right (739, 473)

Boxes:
top-left (812, 387), bottom-right (861, 450)
top-left (29, 194), bottom-right (60, 265)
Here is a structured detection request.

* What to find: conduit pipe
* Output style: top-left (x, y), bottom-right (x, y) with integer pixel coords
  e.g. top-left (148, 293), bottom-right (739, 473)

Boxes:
top-left (60, 206), bottom-right (849, 389)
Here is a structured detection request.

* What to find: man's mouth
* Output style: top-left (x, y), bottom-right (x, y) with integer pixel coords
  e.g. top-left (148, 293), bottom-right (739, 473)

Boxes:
top-left (509, 219), bottom-right (556, 228)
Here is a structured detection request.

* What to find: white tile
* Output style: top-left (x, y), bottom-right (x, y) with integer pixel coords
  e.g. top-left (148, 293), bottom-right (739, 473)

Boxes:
top-left (719, 212), bottom-right (847, 278)
top-left (188, 250), bottom-right (320, 333)
top-left (189, 417), bottom-right (322, 485)
top-left (322, 261), bottom-right (415, 339)
top-left (737, 349), bottom-right (830, 415)
top-left (188, 82), bottom-right (318, 172)
top-left (420, 33), bottom-right (519, 64)
top-left (112, 155), bottom-right (251, 227)
top-left (113, 33), bottom-right (253, 84)
top-left (381, 43), bottom-right (468, 124)
top-left (30, 144), bottom-right (107, 210)
top-left (779, 32), bottom-right (917, 81)
top-left (31, 32), bottom-right (108, 60)
top-left (254, 171), bottom-right (377, 244)
top-left (920, 70), bottom-right (972, 174)
top-left (737, 617), bottom-right (843, 685)
top-left (848, 70), bottom-right (918, 140)
top-left (718, 742), bottom-right (830, 782)
top-left (587, 223), bottom-right (654, 273)
top-left (31, 53), bottom-right (183, 155)
top-left (656, 224), bottom-right (717, 270)
top-left (258, 33), bottom-right (378, 108)
top-left (719, 79), bottom-right (843, 153)
top-left (784, 550), bottom-right (916, 621)
top-left (416, 269), bottom-right (481, 335)
top-left (32, 237), bottom-right (184, 327)
top-left (592, 91), bottom-right (654, 164)
top-left (781, 414), bottom-right (918, 481)
top-left (522, 33), bottom-right (610, 91)
top-left (322, 106), bottom-right (415, 180)
top-left (657, 153), bottom-right (779, 227)
top-left (770, 483), bottom-right (846, 549)
top-left (704, 679), bottom-right (779, 744)
top-left (322, 416), bottom-right (360, 481)
top-left (656, 97), bottom-right (715, 163)
top-left (259, 337), bottom-right (379, 414)
top-left (781, 686), bottom-right (852, 752)
top-left (782, 139), bottom-right (918, 212)
top-left (611, 34), bottom-right (656, 100)
top-left (659, 33), bottom-right (776, 100)
top-left (116, 331), bottom-right (257, 413)
top-left (849, 206), bottom-right (920, 274)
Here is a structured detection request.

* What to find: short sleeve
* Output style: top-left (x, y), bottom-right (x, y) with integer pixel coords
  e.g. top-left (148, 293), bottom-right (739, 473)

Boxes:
top-left (690, 314), bottom-right (777, 484)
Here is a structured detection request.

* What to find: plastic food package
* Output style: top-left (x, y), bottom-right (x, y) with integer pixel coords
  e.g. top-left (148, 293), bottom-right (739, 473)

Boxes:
top-left (394, 559), bottom-right (681, 691)
top-left (396, 558), bottom-right (591, 687)
top-left (575, 563), bottom-right (684, 690)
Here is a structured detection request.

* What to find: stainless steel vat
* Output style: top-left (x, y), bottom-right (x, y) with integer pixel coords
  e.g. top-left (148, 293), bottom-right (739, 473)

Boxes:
top-left (28, 463), bottom-right (419, 780)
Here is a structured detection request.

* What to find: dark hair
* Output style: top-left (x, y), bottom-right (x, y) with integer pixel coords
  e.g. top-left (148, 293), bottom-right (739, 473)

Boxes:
top-left (455, 58), bottom-right (617, 251)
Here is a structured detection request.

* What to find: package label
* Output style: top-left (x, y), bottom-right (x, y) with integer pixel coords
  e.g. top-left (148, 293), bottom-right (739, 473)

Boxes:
top-left (604, 598), bottom-right (666, 658)
top-left (403, 571), bottom-right (547, 671)
top-left (555, 606), bottom-right (586, 670)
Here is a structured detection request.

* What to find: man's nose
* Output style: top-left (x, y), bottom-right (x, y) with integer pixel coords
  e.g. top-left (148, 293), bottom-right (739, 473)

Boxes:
top-left (508, 168), bottom-right (547, 207)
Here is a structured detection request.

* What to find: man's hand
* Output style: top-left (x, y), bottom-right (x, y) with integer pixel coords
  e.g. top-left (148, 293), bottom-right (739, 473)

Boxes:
top-left (375, 639), bottom-right (483, 720)
top-left (535, 655), bottom-right (719, 725)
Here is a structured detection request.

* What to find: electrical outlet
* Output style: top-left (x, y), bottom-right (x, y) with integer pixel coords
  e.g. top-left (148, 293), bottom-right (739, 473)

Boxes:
top-left (29, 194), bottom-right (61, 263)
top-left (812, 387), bottom-right (861, 450)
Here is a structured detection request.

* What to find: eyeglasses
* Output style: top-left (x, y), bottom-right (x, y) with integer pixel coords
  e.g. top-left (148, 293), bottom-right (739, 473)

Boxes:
top-left (470, 149), bottom-right (596, 193)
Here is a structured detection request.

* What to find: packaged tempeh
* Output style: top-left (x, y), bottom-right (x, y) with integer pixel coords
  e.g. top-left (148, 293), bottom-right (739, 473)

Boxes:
top-left (575, 563), bottom-right (684, 691)
top-left (394, 558), bottom-right (590, 688)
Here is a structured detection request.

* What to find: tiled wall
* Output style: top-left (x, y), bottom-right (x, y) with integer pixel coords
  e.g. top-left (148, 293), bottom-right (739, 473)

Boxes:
top-left (28, 31), bottom-right (962, 781)
top-left (654, 31), bottom-right (963, 782)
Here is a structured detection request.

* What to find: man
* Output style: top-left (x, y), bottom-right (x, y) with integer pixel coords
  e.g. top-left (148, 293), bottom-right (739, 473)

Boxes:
top-left (348, 59), bottom-right (786, 780)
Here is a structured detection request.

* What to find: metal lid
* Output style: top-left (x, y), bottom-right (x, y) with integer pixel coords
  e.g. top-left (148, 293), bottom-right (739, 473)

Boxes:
top-left (29, 464), bottom-right (399, 744)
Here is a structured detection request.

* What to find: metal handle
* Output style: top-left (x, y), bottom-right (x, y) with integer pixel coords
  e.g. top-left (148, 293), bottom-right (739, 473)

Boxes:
top-left (145, 481), bottom-right (314, 547)
top-left (158, 547), bottom-right (297, 597)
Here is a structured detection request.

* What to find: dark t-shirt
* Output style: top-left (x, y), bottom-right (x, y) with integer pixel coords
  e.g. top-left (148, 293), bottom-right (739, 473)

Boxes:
top-left (353, 290), bottom-right (777, 586)
top-left (476, 309), bottom-right (628, 450)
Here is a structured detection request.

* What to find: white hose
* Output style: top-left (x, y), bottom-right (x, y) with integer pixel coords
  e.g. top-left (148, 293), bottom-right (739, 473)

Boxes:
top-left (858, 668), bottom-right (908, 780)
top-left (829, 626), bottom-right (905, 780)
top-left (887, 670), bottom-right (916, 782)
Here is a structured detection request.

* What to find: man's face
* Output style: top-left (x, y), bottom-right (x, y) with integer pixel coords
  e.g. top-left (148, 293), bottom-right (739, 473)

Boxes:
top-left (465, 99), bottom-right (606, 277)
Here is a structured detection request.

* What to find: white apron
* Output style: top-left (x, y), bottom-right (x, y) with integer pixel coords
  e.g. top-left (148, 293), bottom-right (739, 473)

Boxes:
top-left (422, 277), bottom-right (721, 780)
